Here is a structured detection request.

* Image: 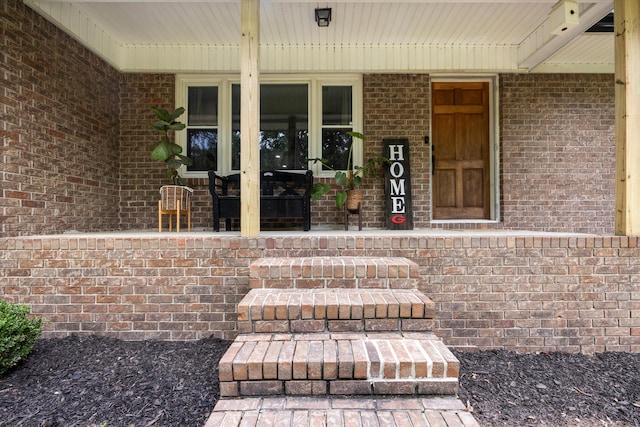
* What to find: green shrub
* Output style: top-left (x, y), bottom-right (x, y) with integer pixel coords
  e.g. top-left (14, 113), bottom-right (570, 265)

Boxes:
top-left (0, 300), bottom-right (43, 376)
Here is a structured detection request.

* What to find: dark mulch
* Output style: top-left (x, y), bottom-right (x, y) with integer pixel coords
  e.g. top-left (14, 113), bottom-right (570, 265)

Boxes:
top-left (454, 349), bottom-right (640, 426)
top-left (0, 336), bottom-right (638, 427)
top-left (0, 336), bottom-right (231, 427)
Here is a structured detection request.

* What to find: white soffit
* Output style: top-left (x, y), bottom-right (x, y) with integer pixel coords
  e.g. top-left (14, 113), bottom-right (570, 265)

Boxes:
top-left (534, 34), bottom-right (614, 73)
top-left (23, 0), bottom-right (614, 73)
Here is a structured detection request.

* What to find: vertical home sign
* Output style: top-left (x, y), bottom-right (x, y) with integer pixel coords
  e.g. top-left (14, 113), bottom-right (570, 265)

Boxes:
top-left (384, 138), bottom-right (413, 230)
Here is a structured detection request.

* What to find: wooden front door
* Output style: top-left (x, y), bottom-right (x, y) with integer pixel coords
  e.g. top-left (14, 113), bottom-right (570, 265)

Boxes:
top-left (431, 81), bottom-right (490, 220)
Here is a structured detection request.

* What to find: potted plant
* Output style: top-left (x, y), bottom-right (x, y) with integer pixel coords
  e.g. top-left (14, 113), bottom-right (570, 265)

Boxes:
top-left (148, 106), bottom-right (192, 186)
top-left (310, 131), bottom-right (388, 211)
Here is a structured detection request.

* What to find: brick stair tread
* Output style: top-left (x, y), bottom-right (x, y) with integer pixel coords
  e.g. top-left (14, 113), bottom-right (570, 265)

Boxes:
top-left (238, 288), bottom-right (435, 322)
top-left (250, 257), bottom-right (419, 280)
top-left (205, 396), bottom-right (480, 427)
top-left (219, 332), bottom-right (459, 397)
top-left (249, 257), bottom-right (420, 290)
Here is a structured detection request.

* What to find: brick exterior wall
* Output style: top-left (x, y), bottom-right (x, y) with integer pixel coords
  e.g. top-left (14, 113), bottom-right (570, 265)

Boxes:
top-left (1, 234), bottom-right (638, 353)
top-left (363, 74), bottom-right (432, 229)
top-left (119, 73), bottom-right (178, 230)
top-left (149, 73), bottom-right (614, 233)
top-left (1, 0), bottom-right (121, 237)
top-left (500, 74), bottom-right (616, 234)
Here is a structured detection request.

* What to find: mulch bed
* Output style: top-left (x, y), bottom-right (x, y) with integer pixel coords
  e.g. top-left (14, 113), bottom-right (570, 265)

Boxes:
top-left (0, 336), bottom-right (638, 426)
top-left (0, 336), bottom-right (231, 427)
top-left (454, 349), bottom-right (640, 426)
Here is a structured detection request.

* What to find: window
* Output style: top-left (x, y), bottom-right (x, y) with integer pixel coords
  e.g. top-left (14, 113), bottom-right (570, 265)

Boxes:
top-left (231, 83), bottom-right (309, 171)
top-left (176, 75), bottom-right (361, 177)
top-left (321, 85), bottom-right (353, 171)
top-left (186, 86), bottom-right (218, 171)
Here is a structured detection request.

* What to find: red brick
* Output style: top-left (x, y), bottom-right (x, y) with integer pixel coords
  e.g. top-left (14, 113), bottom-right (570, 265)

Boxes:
top-left (351, 340), bottom-right (369, 379)
top-left (337, 340), bottom-right (354, 379)
top-left (307, 340), bottom-right (324, 379)
top-left (373, 381), bottom-right (416, 395)
top-left (239, 380), bottom-right (283, 396)
top-left (293, 340), bottom-right (309, 379)
top-left (278, 341), bottom-right (295, 380)
top-left (416, 380), bottom-right (459, 395)
top-left (254, 320), bottom-right (289, 333)
top-left (328, 320), bottom-right (363, 332)
top-left (301, 292), bottom-right (314, 319)
top-left (365, 319), bottom-right (400, 332)
top-left (330, 380), bottom-right (372, 395)
top-left (247, 341), bottom-right (269, 380)
top-left (323, 340), bottom-right (337, 379)
top-left (373, 292), bottom-right (388, 318)
top-left (263, 341), bottom-right (283, 379)
top-left (313, 293), bottom-right (326, 319)
top-left (285, 380), bottom-right (327, 395)
top-left (218, 381), bottom-right (238, 397)
top-left (232, 341), bottom-right (256, 381)
top-left (291, 320), bottom-right (325, 333)
top-left (365, 341), bottom-right (381, 378)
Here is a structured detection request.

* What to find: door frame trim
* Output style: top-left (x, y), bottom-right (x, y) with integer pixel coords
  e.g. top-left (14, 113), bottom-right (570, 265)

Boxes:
top-left (429, 74), bottom-right (500, 223)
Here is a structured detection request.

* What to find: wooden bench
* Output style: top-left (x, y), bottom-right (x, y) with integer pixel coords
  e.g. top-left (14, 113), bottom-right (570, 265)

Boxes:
top-left (208, 170), bottom-right (314, 231)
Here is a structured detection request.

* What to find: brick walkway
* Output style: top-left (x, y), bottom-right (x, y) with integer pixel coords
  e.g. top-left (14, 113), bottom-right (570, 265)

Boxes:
top-left (205, 396), bottom-right (480, 426)
top-left (205, 257), bottom-right (480, 427)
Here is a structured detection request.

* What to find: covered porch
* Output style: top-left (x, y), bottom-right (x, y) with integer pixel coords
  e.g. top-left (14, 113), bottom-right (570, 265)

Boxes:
top-left (1, 0), bottom-right (639, 354)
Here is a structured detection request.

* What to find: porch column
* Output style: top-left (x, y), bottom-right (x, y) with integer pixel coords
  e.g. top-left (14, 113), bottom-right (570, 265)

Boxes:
top-left (615, 0), bottom-right (640, 235)
top-left (240, 0), bottom-right (260, 237)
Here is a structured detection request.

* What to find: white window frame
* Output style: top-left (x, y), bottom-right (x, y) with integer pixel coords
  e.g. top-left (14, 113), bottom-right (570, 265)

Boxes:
top-left (176, 74), bottom-right (363, 178)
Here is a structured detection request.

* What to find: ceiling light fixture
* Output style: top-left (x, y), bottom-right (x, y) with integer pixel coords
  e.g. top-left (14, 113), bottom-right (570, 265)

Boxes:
top-left (315, 8), bottom-right (332, 27)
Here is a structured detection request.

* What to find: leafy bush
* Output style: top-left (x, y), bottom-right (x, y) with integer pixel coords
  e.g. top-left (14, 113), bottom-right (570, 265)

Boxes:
top-left (0, 300), bottom-right (43, 376)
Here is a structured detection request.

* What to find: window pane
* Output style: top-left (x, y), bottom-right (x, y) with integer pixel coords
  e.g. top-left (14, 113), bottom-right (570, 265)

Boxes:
top-left (232, 83), bottom-right (309, 170)
top-left (321, 128), bottom-right (352, 171)
top-left (188, 87), bottom-right (218, 126)
top-left (187, 129), bottom-right (217, 171)
top-left (231, 130), bottom-right (241, 171)
top-left (322, 86), bottom-right (352, 125)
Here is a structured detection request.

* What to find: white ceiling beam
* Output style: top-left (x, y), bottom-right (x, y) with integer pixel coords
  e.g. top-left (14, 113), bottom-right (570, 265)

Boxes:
top-left (518, 0), bottom-right (613, 71)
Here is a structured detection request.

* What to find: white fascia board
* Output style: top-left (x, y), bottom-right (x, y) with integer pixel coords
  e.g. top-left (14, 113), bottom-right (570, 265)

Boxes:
top-left (119, 44), bottom-right (524, 73)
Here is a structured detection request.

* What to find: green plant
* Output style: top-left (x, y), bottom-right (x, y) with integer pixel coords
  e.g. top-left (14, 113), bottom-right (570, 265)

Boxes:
top-left (0, 300), bottom-right (43, 376)
top-left (310, 131), bottom-right (389, 208)
top-left (148, 106), bottom-right (193, 186)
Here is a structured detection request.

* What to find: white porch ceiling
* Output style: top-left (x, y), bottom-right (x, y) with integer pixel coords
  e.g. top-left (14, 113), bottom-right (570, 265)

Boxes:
top-left (23, 0), bottom-right (614, 73)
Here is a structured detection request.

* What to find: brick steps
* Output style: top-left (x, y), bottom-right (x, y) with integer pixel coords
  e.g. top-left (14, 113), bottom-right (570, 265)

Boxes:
top-left (219, 332), bottom-right (459, 397)
top-left (237, 288), bottom-right (435, 334)
top-left (208, 257), bottom-right (474, 426)
top-left (249, 257), bottom-right (420, 290)
top-left (205, 396), bottom-right (480, 427)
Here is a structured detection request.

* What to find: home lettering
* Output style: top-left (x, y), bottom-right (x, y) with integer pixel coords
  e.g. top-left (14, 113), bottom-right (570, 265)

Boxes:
top-left (384, 138), bottom-right (413, 230)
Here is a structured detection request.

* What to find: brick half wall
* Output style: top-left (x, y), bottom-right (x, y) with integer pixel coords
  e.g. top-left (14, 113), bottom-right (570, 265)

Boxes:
top-left (1, 234), bottom-right (638, 353)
